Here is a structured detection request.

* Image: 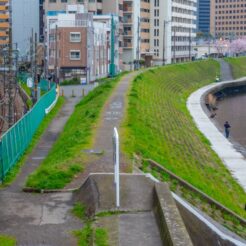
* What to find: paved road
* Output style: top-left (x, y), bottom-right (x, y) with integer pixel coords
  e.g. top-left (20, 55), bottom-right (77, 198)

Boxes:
top-left (216, 58), bottom-right (234, 81)
top-left (0, 85), bottom-right (93, 246)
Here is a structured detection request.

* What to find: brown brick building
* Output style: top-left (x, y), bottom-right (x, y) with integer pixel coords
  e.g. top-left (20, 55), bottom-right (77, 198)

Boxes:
top-left (210, 0), bottom-right (246, 38)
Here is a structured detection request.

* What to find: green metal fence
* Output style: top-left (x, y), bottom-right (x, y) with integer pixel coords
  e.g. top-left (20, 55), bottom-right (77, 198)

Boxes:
top-left (0, 84), bottom-right (57, 182)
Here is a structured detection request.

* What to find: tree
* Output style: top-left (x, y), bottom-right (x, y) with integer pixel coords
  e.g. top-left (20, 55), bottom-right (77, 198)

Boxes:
top-left (230, 37), bottom-right (246, 55)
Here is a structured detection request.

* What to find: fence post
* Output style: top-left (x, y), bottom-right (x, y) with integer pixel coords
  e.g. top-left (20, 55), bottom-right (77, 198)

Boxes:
top-left (0, 141), bottom-right (4, 183)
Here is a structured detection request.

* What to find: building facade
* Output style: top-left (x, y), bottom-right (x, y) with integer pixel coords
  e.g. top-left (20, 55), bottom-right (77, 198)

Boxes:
top-left (197, 0), bottom-right (210, 34)
top-left (122, 0), bottom-right (140, 67)
top-left (149, 0), bottom-right (197, 65)
top-left (210, 0), bottom-right (246, 39)
top-left (171, 0), bottom-right (197, 63)
top-left (46, 5), bottom-right (117, 82)
top-left (44, 0), bottom-right (123, 69)
top-left (0, 0), bottom-right (9, 47)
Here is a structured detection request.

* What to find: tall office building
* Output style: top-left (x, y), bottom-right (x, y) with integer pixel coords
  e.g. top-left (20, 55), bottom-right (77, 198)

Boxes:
top-left (0, 0), bottom-right (9, 46)
top-left (197, 0), bottom-right (210, 34)
top-left (210, 0), bottom-right (246, 39)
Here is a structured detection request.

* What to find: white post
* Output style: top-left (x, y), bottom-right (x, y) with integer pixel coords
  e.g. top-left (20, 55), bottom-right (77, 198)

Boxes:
top-left (113, 127), bottom-right (120, 208)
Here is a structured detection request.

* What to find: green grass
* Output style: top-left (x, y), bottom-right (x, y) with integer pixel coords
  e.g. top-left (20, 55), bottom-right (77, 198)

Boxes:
top-left (26, 73), bottom-right (126, 189)
top-left (122, 60), bottom-right (246, 219)
top-left (60, 77), bottom-right (81, 86)
top-left (1, 97), bottom-right (65, 187)
top-left (19, 81), bottom-right (32, 97)
top-left (73, 224), bottom-right (93, 246)
top-left (94, 228), bottom-right (109, 246)
top-left (224, 56), bottom-right (246, 79)
top-left (73, 225), bottom-right (109, 246)
top-left (0, 235), bottom-right (16, 246)
top-left (71, 203), bottom-right (86, 220)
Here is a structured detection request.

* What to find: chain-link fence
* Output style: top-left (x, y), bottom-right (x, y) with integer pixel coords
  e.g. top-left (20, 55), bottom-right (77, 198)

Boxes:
top-left (0, 83), bottom-right (57, 182)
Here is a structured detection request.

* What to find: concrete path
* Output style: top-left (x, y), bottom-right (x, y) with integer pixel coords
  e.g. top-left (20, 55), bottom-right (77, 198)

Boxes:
top-left (0, 85), bottom-right (93, 246)
top-left (119, 212), bottom-right (162, 246)
top-left (187, 77), bottom-right (246, 191)
top-left (67, 72), bottom-right (138, 189)
top-left (216, 58), bottom-right (234, 81)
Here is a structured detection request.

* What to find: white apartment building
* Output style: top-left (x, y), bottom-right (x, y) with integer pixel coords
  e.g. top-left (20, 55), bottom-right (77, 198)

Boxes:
top-left (122, 0), bottom-right (140, 68)
top-left (150, 0), bottom-right (197, 65)
top-left (171, 0), bottom-right (197, 63)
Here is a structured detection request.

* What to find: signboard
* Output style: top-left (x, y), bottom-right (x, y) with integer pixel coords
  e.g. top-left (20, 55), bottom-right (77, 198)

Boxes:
top-left (113, 127), bottom-right (120, 208)
top-left (27, 77), bottom-right (33, 88)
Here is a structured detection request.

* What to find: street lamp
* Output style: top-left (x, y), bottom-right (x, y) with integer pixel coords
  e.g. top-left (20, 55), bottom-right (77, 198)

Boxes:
top-left (163, 20), bottom-right (171, 65)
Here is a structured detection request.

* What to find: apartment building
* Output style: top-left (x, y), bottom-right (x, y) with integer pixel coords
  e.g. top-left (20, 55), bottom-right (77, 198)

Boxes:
top-left (43, 0), bottom-right (123, 69)
top-left (0, 0), bottom-right (9, 47)
top-left (150, 0), bottom-right (172, 65)
top-left (140, 0), bottom-right (151, 64)
top-left (46, 5), bottom-right (116, 82)
top-left (171, 0), bottom-right (197, 63)
top-left (210, 0), bottom-right (246, 38)
top-left (149, 0), bottom-right (196, 65)
top-left (122, 0), bottom-right (140, 67)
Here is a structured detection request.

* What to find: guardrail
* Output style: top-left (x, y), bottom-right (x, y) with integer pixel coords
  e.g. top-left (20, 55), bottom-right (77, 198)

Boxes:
top-left (0, 83), bottom-right (57, 182)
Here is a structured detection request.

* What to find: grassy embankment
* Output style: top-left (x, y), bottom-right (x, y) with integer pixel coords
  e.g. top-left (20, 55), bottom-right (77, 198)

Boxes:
top-left (1, 97), bottom-right (65, 186)
top-left (224, 56), bottom-right (246, 79)
top-left (122, 60), bottom-right (246, 221)
top-left (26, 73), bottom-right (126, 189)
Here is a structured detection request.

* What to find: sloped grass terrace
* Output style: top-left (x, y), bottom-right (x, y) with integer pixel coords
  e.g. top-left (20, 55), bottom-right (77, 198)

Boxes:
top-left (224, 56), bottom-right (246, 79)
top-left (123, 60), bottom-right (246, 220)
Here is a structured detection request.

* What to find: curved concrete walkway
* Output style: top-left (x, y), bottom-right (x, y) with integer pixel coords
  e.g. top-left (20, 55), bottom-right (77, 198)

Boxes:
top-left (187, 77), bottom-right (246, 191)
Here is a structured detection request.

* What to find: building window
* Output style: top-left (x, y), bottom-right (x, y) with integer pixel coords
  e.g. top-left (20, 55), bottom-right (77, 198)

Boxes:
top-left (70, 32), bottom-right (81, 42)
top-left (70, 50), bottom-right (80, 60)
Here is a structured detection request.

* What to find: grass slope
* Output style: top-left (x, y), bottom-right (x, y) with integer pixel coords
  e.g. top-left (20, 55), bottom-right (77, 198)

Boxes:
top-left (26, 74), bottom-right (125, 189)
top-left (123, 60), bottom-right (246, 218)
top-left (224, 56), bottom-right (246, 79)
top-left (1, 97), bottom-right (65, 187)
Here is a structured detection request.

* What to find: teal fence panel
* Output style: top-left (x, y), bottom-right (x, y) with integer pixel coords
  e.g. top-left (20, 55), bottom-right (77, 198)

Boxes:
top-left (0, 84), bottom-right (57, 182)
top-left (18, 73), bottom-right (54, 92)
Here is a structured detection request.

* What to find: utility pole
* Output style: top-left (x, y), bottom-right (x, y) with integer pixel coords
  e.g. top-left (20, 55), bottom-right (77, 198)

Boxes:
top-left (136, 16), bottom-right (140, 70)
top-left (173, 29), bottom-right (176, 63)
top-left (8, 0), bottom-right (15, 128)
top-left (189, 28), bottom-right (191, 61)
top-left (163, 20), bottom-right (166, 65)
top-left (163, 20), bottom-right (171, 65)
top-left (109, 15), bottom-right (116, 77)
top-left (55, 25), bottom-right (58, 84)
top-left (34, 32), bottom-right (38, 103)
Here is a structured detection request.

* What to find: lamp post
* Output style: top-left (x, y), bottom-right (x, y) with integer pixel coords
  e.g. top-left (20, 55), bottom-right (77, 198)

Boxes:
top-left (163, 20), bottom-right (171, 66)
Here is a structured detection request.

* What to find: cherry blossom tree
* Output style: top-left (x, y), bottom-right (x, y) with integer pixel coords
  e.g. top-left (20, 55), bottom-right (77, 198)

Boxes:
top-left (230, 37), bottom-right (246, 55)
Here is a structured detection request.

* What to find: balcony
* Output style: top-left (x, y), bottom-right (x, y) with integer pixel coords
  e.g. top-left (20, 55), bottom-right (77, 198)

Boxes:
top-left (0, 13), bottom-right (8, 19)
top-left (0, 22), bottom-right (9, 28)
